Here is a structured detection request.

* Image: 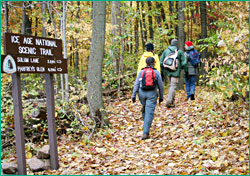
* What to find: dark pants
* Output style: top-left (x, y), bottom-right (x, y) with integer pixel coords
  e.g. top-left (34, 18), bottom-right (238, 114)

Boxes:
top-left (185, 74), bottom-right (196, 99)
top-left (139, 88), bottom-right (157, 135)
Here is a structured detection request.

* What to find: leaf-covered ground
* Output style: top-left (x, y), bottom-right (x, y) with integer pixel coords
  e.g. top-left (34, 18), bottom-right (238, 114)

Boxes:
top-left (31, 87), bottom-right (248, 175)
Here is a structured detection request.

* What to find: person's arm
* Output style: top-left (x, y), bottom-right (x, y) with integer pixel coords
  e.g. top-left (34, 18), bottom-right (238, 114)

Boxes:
top-left (132, 71), bottom-right (142, 98)
top-left (160, 51), bottom-right (165, 67)
top-left (155, 70), bottom-right (164, 100)
top-left (179, 50), bottom-right (187, 67)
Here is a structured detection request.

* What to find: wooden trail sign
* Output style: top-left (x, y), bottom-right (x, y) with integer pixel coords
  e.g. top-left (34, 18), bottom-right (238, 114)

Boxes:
top-left (1, 55), bottom-right (67, 74)
top-left (2, 32), bottom-right (65, 174)
top-left (3, 32), bottom-right (62, 58)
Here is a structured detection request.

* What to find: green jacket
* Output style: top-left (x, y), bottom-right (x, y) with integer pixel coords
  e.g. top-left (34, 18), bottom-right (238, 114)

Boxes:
top-left (160, 45), bottom-right (187, 77)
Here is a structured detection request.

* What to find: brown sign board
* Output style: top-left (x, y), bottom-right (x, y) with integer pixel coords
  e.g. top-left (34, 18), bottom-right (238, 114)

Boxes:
top-left (3, 32), bottom-right (63, 58)
top-left (1, 55), bottom-right (67, 74)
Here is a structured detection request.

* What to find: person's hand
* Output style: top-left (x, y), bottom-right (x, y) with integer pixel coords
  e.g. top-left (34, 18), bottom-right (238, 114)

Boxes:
top-left (159, 98), bottom-right (163, 104)
top-left (132, 97), bottom-right (136, 103)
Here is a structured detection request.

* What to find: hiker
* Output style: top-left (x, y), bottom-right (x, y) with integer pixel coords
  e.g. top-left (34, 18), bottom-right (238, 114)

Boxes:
top-left (160, 39), bottom-right (187, 108)
top-left (137, 43), bottom-right (161, 75)
top-left (184, 41), bottom-right (200, 100)
top-left (132, 57), bottom-right (164, 140)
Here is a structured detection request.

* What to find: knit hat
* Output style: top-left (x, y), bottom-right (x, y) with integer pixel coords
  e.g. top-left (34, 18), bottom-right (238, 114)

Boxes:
top-left (185, 41), bottom-right (193, 47)
top-left (171, 39), bottom-right (178, 46)
top-left (146, 57), bottom-right (155, 64)
top-left (146, 43), bottom-right (154, 51)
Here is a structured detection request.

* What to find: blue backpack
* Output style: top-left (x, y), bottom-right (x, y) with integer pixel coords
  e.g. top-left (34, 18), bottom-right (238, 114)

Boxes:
top-left (189, 49), bottom-right (200, 67)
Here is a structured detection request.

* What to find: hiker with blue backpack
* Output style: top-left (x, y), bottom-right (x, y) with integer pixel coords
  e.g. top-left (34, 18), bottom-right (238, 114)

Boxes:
top-left (132, 57), bottom-right (164, 140)
top-left (160, 39), bottom-right (187, 108)
top-left (184, 41), bottom-right (201, 100)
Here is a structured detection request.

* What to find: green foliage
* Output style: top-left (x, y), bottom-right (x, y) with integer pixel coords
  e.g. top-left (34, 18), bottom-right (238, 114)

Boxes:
top-left (199, 1), bottom-right (249, 101)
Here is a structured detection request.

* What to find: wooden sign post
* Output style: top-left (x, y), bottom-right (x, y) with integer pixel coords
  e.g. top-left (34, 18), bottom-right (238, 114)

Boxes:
top-left (2, 32), bottom-right (67, 174)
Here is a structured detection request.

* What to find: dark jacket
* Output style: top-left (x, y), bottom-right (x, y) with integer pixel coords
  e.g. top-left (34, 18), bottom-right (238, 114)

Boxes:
top-left (184, 46), bottom-right (198, 75)
top-left (160, 45), bottom-right (187, 77)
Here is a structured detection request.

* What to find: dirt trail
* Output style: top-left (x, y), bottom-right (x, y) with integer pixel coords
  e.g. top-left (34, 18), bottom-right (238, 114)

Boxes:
top-left (36, 87), bottom-right (249, 175)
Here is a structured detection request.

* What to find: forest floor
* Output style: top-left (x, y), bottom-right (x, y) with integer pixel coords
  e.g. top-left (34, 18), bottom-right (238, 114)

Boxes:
top-left (25, 87), bottom-right (249, 175)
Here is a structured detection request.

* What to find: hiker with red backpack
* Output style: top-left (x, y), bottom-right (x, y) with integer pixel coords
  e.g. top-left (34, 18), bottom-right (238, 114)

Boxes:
top-left (160, 39), bottom-right (187, 108)
top-left (184, 41), bottom-right (201, 100)
top-left (132, 57), bottom-right (164, 140)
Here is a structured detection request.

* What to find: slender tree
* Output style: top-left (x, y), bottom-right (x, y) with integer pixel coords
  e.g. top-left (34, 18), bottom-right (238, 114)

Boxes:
top-left (4, 1), bottom-right (8, 32)
top-left (190, 2), bottom-right (194, 41)
top-left (200, 1), bottom-right (208, 59)
top-left (22, 1), bottom-right (32, 35)
top-left (134, 2), bottom-right (139, 53)
top-left (159, 2), bottom-right (168, 30)
top-left (21, 1), bottom-right (32, 89)
top-left (75, 1), bottom-right (80, 71)
top-left (155, 2), bottom-right (162, 28)
top-left (177, 1), bottom-right (185, 90)
top-left (199, 1), bottom-right (208, 85)
top-left (111, 1), bottom-right (121, 74)
top-left (129, 1), bottom-right (133, 54)
top-left (174, 2), bottom-right (179, 37)
top-left (62, 1), bottom-right (69, 102)
top-left (87, 1), bottom-right (107, 128)
top-left (141, 2), bottom-right (147, 43)
top-left (138, 1), bottom-right (145, 49)
top-left (147, 1), bottom-right (154, 40)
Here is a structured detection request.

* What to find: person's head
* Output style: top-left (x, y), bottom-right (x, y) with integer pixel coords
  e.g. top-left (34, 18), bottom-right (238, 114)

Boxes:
top-left (146, 57), bottom-right (155, 67)
top-left (185, 41), bottom-right (193, 50)
top-left (146, 43), bottom-right (154, 52)
top-left (171, 39), bottom-right (178, 47)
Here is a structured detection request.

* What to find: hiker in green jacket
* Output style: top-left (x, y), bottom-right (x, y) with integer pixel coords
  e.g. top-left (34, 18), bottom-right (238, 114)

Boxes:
top-left (160, 39), bottom-right (187, 108)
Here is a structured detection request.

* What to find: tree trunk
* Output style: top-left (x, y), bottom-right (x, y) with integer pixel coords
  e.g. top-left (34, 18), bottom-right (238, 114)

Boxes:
top-left (168, 1), bottom-right (174, 42)
top-left (200, 1), bottom-right (208, 59)
top-left (187, 2), bottom-right (190, 41)
top-left (191, 2), bottom-right (194, 41)
top-left (59, 2), bottom-right (65, 101)
top-left (138, 1), bottom-right (145, 49)
top-left (177, 1), bottom-right (185, 90)
top-left (75, 1), bottom-right (80, 71)
top-left (199, 1), bottom-right (208, 85)
top-left (87, 1), bottom-right (107, 128)
top-left (174, 2), bottom-right (178, 38)
top-left (155, 2), bottom-right (162, 28)
top-left (21, 1), bottom-right (32, 90)
top-left (191, 2), bottom-right (196, 24)
top-left (169, 1), bottom-right (173, 13)
top-left (178, 2), bottom-right (185, 51)
top-left (47, 1), bottom-right (58, 94)
top-left (134, 2), bottom-right (139, 53)
top-left (147, 1), bottom-right (154, 40)
top-left (129, 2), bottom-right (133, 54)
top-left (22, 1), bottom-right (32, 35)
top-left (118, 2), bottom-right (126, 98)
top-left (62, 1), bottom-right (69, 102)
top-left (159, 2), bottom-right (168, 30)
top-left (141, 2), bottom-right (147, 43)
top-left (4, 1), bottom-right (8, 32)
top-left (111, 1), bottom-right (121, 74)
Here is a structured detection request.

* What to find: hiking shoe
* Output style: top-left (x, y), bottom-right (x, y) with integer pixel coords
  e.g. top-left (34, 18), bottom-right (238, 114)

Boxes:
top-left (142, 134), bottom-right (149, 140)
top-left (190, 94), bottom-right (195, 100)
top-left (166, 103), bottom-right (175, 108)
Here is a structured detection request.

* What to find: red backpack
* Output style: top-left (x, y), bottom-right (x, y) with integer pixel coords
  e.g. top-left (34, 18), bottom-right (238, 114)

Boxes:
top-left (141, 67), bottom-right (157, 90)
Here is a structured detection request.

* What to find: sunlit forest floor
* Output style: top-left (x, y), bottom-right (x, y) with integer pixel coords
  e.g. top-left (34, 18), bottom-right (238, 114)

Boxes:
top-left (18, 87), bottom-right (249, 175)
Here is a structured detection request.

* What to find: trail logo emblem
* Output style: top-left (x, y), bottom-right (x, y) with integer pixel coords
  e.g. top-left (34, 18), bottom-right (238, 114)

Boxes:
top-left (3, 55), bottom-right (16, 74)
